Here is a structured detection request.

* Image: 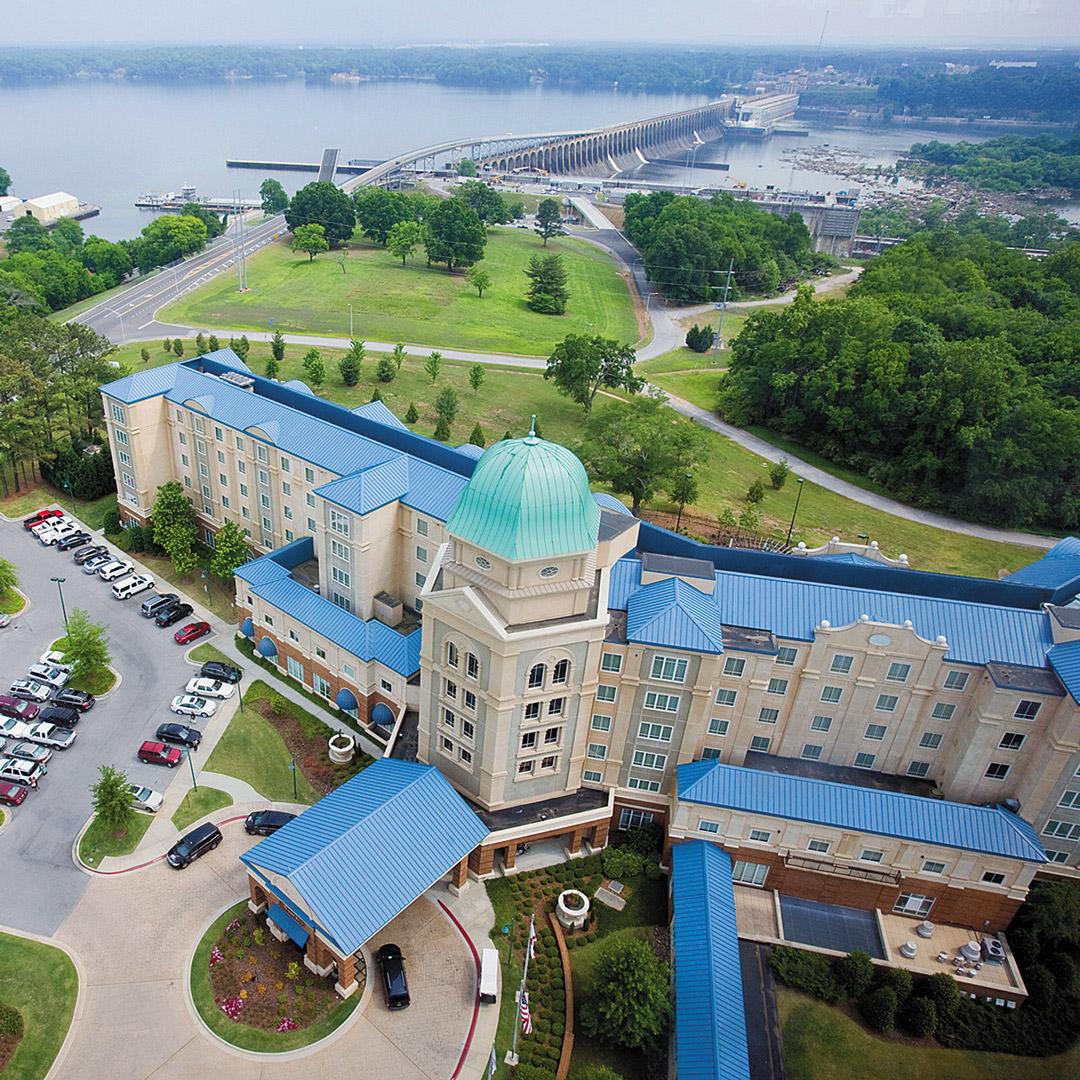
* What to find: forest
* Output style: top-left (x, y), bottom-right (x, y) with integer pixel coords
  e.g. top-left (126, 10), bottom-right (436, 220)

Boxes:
top-left (718, 231), bottom-right (1080, 531)
top-left (907, 134), bottom-right (1080, 195)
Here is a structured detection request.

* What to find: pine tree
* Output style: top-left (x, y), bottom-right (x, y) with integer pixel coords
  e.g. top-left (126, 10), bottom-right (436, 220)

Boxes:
top-left (370, 388), bottom-right (383, 402)
top-left (172, 338), bottom-right (184, 357)
top-left (433, 417), bottom-right (451, 441)
top-left (271, 329), bottom-right (286, 362)
top-left (236, 334), bottom-right (251, 359)
top-left (140, 347), bottom-right (150, 364)
top-left (208, 334), bottom-right (220, 352)
top-left (162, 338), bottom-right (172, 353)
top-left (469, 423), bottom-right (485, 447)
top-left (503, 430), bottom-right (513, 442)
top-left (376, 357), bottom-right (396, 382)
top-left (468, 363), bottom-right (485, 394)
top-left (302, 348), bottom-right (325, 389)
top-left (405, 402), bottom-right (419, 424)
top-left (265, 356), bottom-right (280, 379)
top-left (195, 331), bottom-right (207, 354)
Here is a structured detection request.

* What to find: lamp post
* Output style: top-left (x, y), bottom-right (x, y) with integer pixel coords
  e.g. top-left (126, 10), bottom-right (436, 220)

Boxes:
top-left (50, 576), bottom-right (69, 634)
top-left (288, 756), bottom-right (298, 800)
top-left (187, 744), bottom-right (198, 791)
top-left (675, 472), bottom-right (692, 533)
top-left (785, 478), bottom-right (805, 547)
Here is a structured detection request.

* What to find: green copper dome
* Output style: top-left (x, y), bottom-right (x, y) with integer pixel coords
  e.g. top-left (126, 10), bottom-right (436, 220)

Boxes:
top-left (446, 434), bottom-right (600, 562)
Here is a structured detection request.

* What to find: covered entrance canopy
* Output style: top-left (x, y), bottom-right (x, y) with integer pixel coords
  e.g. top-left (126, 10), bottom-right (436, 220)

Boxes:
top-left (267, 902), bottom-right (310, 948)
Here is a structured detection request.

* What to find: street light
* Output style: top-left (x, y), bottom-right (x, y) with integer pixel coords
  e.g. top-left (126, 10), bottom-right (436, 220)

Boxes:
top-left (187, 744), bottom-right (198, 792)
top-left (785, 478), bottom-right (805, 547)
top-left (288, 756), bottom-right (298, 800)
top-left (50, 576), bottom-right (69, 634)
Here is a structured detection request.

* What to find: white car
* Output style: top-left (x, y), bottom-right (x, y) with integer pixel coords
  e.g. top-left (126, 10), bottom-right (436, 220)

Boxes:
top-left (38, 650), bottom-right (72, 673)
top-left (26, 722), bottom-right (77, 750)
top-left (128, 784), bottom-right (164, 813)
top-left (170, 694), bottom-right (217, 718)
top-left (96, 560), bottom-right (134, 582)
top-left (26, 663), bottom-right (69, 689)
top-left (38, 521), bottom-right (81, 546)
top-left (0, 718), bottom-right (31, 740)
top-left (8, 680), bottom-right (51, 703)
top-left (30, 515), bottom-right (70, 536)
top-left (184, 677), bottom-right (235, 700)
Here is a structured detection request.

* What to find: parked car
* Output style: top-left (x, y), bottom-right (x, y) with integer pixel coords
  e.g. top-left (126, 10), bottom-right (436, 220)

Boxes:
top-left (26, 723), bottom-right (77, 751)
top-left (127, 784), bottom-right (164, 813)
top-left (166, 822), bottom-right (222, 869)
top-left (112, 574), bottom-right (154, 600)
top-left (244, 810), bottom-right (296, 836)
top-left (98, 560), bottom-right (135, 582)
top-left (55, 531), bottom-right (92, 552)
top-left (184, 677), bottom-right (234, 700)
top-left (8, 680), bottom-right (51, 703)
top-left (81, 553), bottom-right (113, 574)
top-left (155, 602), bottom-right (192, 628)
top-left (0, 781), bottom-right (28, 806)
top-left (50, 688), bottom-right (95, 712)
top-left (38, 651), bottom-right (72, 672)
top-left (174, 621), bottom-right (211, 644)
top-left (22, 508), bottom-right (63, 530)
top-left (36, 704), bottom-right (80, 729)
top-left (0, 718), bottom-right (31, 741)
top-left (199, 660), bottom-right (242, 684)
top-left (169, 695), bottom-right (215, 719)
top-left (26, 663), bottom-right (69, 689)
top-left (9, 740), bottom-right (52, 766)
top-left (375, 944), bottom-right (411, 1010)
top-left (0, 696), bottom-right (40, 723)
top-left (73, 544), bottom-right (108, 565)
top-left (0, 757), bottom-right (45, 788)
top-left (156, 722), bottom-right (203, 749)
top-left (0, 614), bottom-right (9, 629)
top-left (38, 521), bottom-right (82, 546)
top-left (31, 515), bottom-right (70, 536)
top-left (140, 593), bottom-right (178, 618)
top-left (137, 740), bottom-right (182, 768)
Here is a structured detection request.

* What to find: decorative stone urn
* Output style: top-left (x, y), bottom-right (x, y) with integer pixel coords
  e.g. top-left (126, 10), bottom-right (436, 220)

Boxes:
top-left (328, 732), bottom-right (355, 764)
top-left (556, 889), bottom-right (590, 931)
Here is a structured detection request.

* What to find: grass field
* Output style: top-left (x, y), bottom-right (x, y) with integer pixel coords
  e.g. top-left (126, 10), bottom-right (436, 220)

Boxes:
top-left (159, 228), bottom-right (640, 356)
top-left (0, 932), bottom-right (78, 1079)
top-left (778, 988), bottom-right (1079, 1080)
top-left (172, 786), bottom-right (233, 831)
top-left (78, 810), bottom-right (154, 868)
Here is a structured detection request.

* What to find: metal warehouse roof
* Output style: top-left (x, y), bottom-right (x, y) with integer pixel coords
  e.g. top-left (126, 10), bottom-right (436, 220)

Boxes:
top-left (626, 576), bottom-right (724, 655)
top-left (1048, 641), bottom-right (1080, 704)
top-left (241, 758), bottom-right (489, 956)
top-left (677, 759), bottom-right (1046, 863)
top-left (671, 841), bottom-right (751, 1080)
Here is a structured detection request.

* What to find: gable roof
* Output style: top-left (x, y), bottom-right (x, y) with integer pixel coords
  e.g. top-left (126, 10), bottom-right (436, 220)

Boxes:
top-left (315, 458), bottom-right (411, 515)
top-left (351, 400), bottom-right (407, 430)
top-left (241, 759), bottom-right (489, 955)
top-left (100, 349), bottom-right (251, 404)
top-left (677, 759), bottom-right (1046, 863)
top-left (671, 841), bottom-right (751, 1080)
top-left (1048, 640), bottom-right (1080, 704)
top-left (626, 576), bottom-right (724, 655)
top-left (1006, 537), bottom-right (1080, 600)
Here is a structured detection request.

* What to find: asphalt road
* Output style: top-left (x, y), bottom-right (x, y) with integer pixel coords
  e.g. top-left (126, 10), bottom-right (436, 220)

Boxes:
top-left (0, 514), bottom-right (217, 935)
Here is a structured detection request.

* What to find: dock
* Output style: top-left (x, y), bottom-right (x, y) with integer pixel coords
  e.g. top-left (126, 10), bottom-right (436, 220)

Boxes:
top-left (134, 195), bottom-right (261, 212)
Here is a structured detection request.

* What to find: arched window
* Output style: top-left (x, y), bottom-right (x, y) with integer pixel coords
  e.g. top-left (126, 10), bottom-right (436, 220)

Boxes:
top-left (466, 652), bottom-right (480, 680)
top-left (528, 664), bottom-right (546, 689)
top-left (552, 659), bottom-right (570, 685)
top-left (446, 641), bottom-right (459, 669)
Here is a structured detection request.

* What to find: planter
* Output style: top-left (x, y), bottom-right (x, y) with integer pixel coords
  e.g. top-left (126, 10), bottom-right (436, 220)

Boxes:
top-left (556, 889), bottom-right (590, 931)
top-left (327, 733), bottom-right (355, 764)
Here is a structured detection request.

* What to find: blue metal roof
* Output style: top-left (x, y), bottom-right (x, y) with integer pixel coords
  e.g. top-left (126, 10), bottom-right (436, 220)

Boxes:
top-left (1006, 538), bottom-right (1080, 601)
top-left (335, 687), bottom-right (359, 712)
top-left (240, 758), bottom-right (490, 955)
top-left (814, 552), bottom-right (888, 566)
top-left (626, 576), bottom-right (724, 655)
top-left (257, 636), bottom-right (278, 658)
top-left (453, 442), bottom-right (486, 461)
top-left (315, 458), bottom-right (411, 515)
top-left (671, 841), bottom-right (751, 1080)
top-left (1048, 641), bottom-right (1080, 705)
top-left (593, 491), bottom-right (634, 516)
top-left (282, 378), bottom-right (315, 396)
top-left (677, 759), bottom-right (1046, 863)
top-left (100, 350), bottom-right (251, 404)
top-left (267, 902), bottom-right (310, 947)
top-left (351, 400), bottom-right (408, 430)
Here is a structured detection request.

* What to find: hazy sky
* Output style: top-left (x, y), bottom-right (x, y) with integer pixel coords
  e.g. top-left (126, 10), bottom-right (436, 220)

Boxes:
top-left (6, 0), bottom-right (1078, 48)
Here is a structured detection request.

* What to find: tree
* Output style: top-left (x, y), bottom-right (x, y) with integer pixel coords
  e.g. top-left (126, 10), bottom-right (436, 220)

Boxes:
top-left (901, 996), bottom-right (938, 1038)
top-left (285, 181), bottom-right (355, 247)
top-left (507, 199), bottom-right (526, 221)
top-left (131, 213), bottom-right (208, 272)
top-left (271, 329), bottom-right (286, 363)
top-left (387, 219), bottom-right (423, 265)
top-left (233, 335), bottom-right (250, 359)
top-left (455, 180), bottom-right (510, 225)
top-left (769, 458), bottom-right (790, 490)
top-left (340, 340), bottom-right (363, 386)
top-left (140, 347), bottom-right (150, 364)
top-left (0, 165), bottom-right (10, 195)
top-left (370, 388), bottom-right (383, 402)
top-left (265, 356), bottom-right (280, 379)
top-left (259, 177), bottom-right (288, 215)
top-left (423, 198), bottom-right (486, 270)
top-left (469, 423), bottom-right (485, 447)
top-left (433, 416), bottom-right (451, 441)
top-left (405, 402), bottom-right (419, 424)
top-left (180, 203), bottom-right (226, 241)
top-left (457, 158), bottom-right (478, 177)
top-left (292, 222), bottom-right (329, 261)
top-left (152, 480), bottom-right (199, 574)
top-left (376, 357), bottom-right (396, 382)
top-left (195, 331), bottom-right (207, 354)
top-left (353, 187), bottom-right (410, 245)
top-left (579, 937), bottom-right (670, 1051)
top-left (172, 338), bottom-right (184, 357)
top-left (738, 505), bottom-right (760, 531)
top-left (435, 385), bottom-right (459, 428)
top-left (391, 342), bottom-right (407, 372)
top-left (686, 323), bottom-right (713, 352)
top-left (525, 252), bottom-right (570, 314)
top-left (577, 394), bottom-right (709, 514)
top-left (209, 520), bottom-right (250, 579)
top-left (4, 217), bottom-right (52, 255)
top-left (834, 951), bottom-right (875, 998)
top-left (162, 338), bottom-right (172, 353)
top-left (302, 348), bottom-right (325, 389)
top-left (922, 972), bottom-right (961, 1021)
top-left (746, 478), bottom-right (766, 504)
top-left (468, 363), bottom-right (485, 394)
top-left (90, 763), bottom-right (135, 835)
top-left (82, 236), bottom-right (131, 289)
top-left (208, 334), bottom-right (220, 352)
top-left (424, 351), bottom-right (442, 383)
top-left (64, 607), bottom-right (112, 682)
top-left (0, 556), bottom-right (17, 598)
top-left (51, 217), bottom-right (84, 256)
top-left (534, 197), bottom-right (564, 245)
top-left (544, 334), bottom-right (644, 412)
top-left (670, 469), bottom-right (698, 525)
top-left (465, 264), bottom-right (492, 297)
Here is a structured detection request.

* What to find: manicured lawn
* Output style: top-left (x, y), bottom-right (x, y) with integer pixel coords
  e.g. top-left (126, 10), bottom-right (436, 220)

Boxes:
top-left (778, 987), bottom-right (1080, 1080)
top-left (0, 486), bottom-right (117, 531)
top-left (78, 811), bottom-right (154, 868)
top-left (0, 587), bottom-right (25, 615)
top-left (160, 228), bottom-right (640, 355)
top-left (204, 691), bottom-right (320, 804)
top-left (172, 786), bottom-right (233, 831)
top-left (48, 636), bottom-right (116, 696)
top-left (638, 346), bottom-right (729, 375)
top-left (187, 642), bottom-right (237, 668)
top-left (190, 901), bottom-right (360, 1052)
top-left (0, 932), bottom-right (78, 1079)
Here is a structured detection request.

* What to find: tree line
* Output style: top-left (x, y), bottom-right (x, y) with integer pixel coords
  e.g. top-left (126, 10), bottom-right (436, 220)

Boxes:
top-left (907, 134), bottom-right (1080, 196)
top-left (718, 230), bottom-right (1080, 531)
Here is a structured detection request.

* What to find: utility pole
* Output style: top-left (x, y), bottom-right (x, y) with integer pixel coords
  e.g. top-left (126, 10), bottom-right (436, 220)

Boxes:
top-left (713, 258), bottom-right (735, 363)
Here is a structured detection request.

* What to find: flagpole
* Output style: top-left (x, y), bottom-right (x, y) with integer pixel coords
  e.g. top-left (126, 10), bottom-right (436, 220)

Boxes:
top-left (508, 914), bottom-right (535, 1066)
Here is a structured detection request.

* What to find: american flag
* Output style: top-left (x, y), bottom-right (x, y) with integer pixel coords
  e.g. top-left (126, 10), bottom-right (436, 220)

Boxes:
top-left (519, 989), bottom-right (533, 1035)
top-left (527, 914), bottom-right (537, 960)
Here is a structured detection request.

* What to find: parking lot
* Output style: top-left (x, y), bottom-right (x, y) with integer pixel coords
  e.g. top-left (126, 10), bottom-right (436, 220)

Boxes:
top-left (0, 508), bottom-right (223, 936)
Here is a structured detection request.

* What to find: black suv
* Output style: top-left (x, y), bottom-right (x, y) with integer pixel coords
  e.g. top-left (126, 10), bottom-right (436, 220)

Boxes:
top-left (376, 944), bottom-right (411, 1010)
top-left (244, 810), bottom-right (296, 836)
top-left (155, 602), bottom-right (192, 628)
top-left (56, 531), bottom-right (92, 552)
top-left (73, 544), bottom-right (108, 565)
top-left (50, 688), bottom-right (95, 712)
top-left (166, 822), bottom-right (222, 869)
top-left (200, 660), bottom-right (243, 684)
top-left (37, 704), bottom-right (81, 728)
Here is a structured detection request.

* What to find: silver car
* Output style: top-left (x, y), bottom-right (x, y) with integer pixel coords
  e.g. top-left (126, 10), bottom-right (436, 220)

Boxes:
top-left (127, 784), bottom-right (164, 813)
top-left (26, 663), bottom-right (69, 689)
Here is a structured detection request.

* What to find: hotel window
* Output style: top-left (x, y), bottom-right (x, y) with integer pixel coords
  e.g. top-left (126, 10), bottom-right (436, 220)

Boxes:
top-left (211, 422), bottom-right (222, 439)
top-left (196, 438), bottom-right (207, 457)
top-left (463, 690), bottom-right (477, 711)
top-left (416, 517), bottom-right (428, 536)
top-left (524, 702), bottom-right (540, 721)
top-left (1046, 850), bottom-right (1071, 864)
top-left (237, 459), bottom-right (246, 474)
top-left (466, 653), bottom-right (479, 680)
top-left (807, 838), bottom-right (830, 854)
top-left (332, 592), bottom-right (352, 612)
top-left (732, 861), bottom-right (769, 887)
top-left (199, 462), bottom-right (209, 478)
top-left (193, 417), bottom-right (205, 435)
top-left (748, 828), bottom-right (771, 843)
top-left (931, 702), bottom-right (955, 721)
top-left (304, 467), bottom-right (314, 483)
top-left (864, 723), bottom-right (887, 741)
top-left (282, 481), bottom-right (291, 496)
top-left (1000, 732), bottom-right (1026, 751)
top-left (583, 770), bottom-right (603, 783)
top-left (723, 657), bottom-right (746, 678)
top-left (587, 744), bottom-right (608, 761)
top-left (544, 726), bottom-right (560, 745)
top-left (331, 566), bottom-right (350, 589)
top-left (257, 468), bottom-right (269, 486)
top-left (1058, 790), bottom-right (1080, 809)
top-left (650, 655), bottom-right (688, 683)
top-left (801, 743), bottom-right (823, 761)
top-left (919, 732), bottom-right (943, 749)
top-left (600, 652), bottom-right (622, 673)
top-left (459, 748), bottom-right (473, 766)
top-left (184, 476), bottom-right (191, 488)
top-left (263, 614), bottom-right (274, 626)
top-left (820, 685), bottom-right (842, 704)
top-left (830, 654), bottom-right (853, 674)
top-left (235, 436), bottom-right (245, 452)
top-left (638, 722), bottom-right (673, 742)
top-left (766, 677), bottom-right (788, 696)
top-left (922, 860), bottom-right (946, 875)
top-left (547, 697), bottom-right (564, 716)
top-left (527, 664), bottom-right (545, 689)
top-left (447, 642), bottom-right (459, 668)
top-left (285, 529), bottom-right (294, 542)
top-left (982, 872), bottom-right (1007, 886)
top-left (262, 516), bottom-right (273, 533)
top-left (118, 450), bottom-right (132, 467)
top-left (596, 685), bottom-right (617, 703)
top-left (343, 663), bottom-right (356, 679)
top-left (316, 646), bottom-right (327, 660)
top-left (203, 504), bottom-right (213, 517)
top-left (875, 694), bottom-right (898, 713)
top-left (552, 659), bottom-right (570, 684)
top-left (708, 718), bottom-right (729, 737)
top-left (699, 820), bottom-right (720, 834)
top-left (943, 670), bottom-right (969, 691)
top-left (306, 493), bottom-right (315, 508)
top-left (181, 454), bottom-right (190, 467)
top-left (288, 629), bottom-right (299, 643)
top-left (286, 656), bottom-right (304, 681)
top-left (241, 506), bottom-right (250, 519)
top-left (1014, 699), bottom-right (1041, 721)
top-left (541, 755), bottom-right (558, 771)
top-left (714, 688), bottom-right (737, 708)
top-left (619, 808), bottom-right (654, 831)
top-left (810, 715), bottom-right (832, 732)
top-left (853, 752), bottom-right (876, 770)
top-left (110, 403), bottom-right (126, 424)
top-left (633, 751), bottom-right (667, 770)
top-left (461, 720), bottom-right (474, 739)
top-left (176, 408), bottom-right (185, 423)
top-left (221, 497), bottom-right (231, 509)
top-left (440, 736), bottom-right (454, 755)
top-left (908, 759), bottom-right (931, 779)
top-left (115, 429), bottom-right (129, 446)
top-left (260, 493), bottom-right (270, 510)
top-left (894, 893), bottom-right (935, 918)
top-left (984, 762), bottom-right (1010, 781)
top-left (758, 707), bottom-right (779, 725)
top-left (307, 518), bottom-right (317, 532)
top-left (521, 731), bottom-right (537, 750)
top-left (330, 509), bottom-right (350, 537)
top-left (591, 714), bottom-right (612, 732)
top-left (416, 546), bottom-right (427, 563)
top-left (644, 692), bottom-right (680, 713)
top-left (775, 647), bottom-right (797, 666)
top-left (628, 777), bottom-right (661, 791)
top-left (701, 747), bottom-right (722, 760)
top-left (330, 538), bottom-right (349, 560)
top-left (860, 849), bottom-right (884, 863)
top-left (1044, 820), bottom-right (1080, 840)
top-left (279, 456), bottom-right (290, 472)
top-left (125, 473), bottom-right (139, 490)
top-left (284, 507), bottom-right (295, 522)
top-left (219, 473), bottom-right (228, 486)
top-left (255, 444), bottom-right (267, 463)
top-left (887, 662), bottom-right (912, 683)
top-left (240, 483), bottom-right (249, 497)
top-left (444, 679), bottom-right (458, 700)
top-left (750, 735), bottom-right (771, 753)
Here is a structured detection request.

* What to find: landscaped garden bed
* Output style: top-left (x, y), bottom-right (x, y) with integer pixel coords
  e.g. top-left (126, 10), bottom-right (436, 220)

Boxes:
top-left (191, 901), bottom-right (360, 1052)
top-left (49, 634), bottom-right (116, 696)
top-left (78, 810), bottom-right (154, 868)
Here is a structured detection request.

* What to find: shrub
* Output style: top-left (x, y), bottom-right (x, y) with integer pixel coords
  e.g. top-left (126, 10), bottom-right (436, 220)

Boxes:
top-left (0, 1002), bottom-right (23, 1039)
top-left (685, 323), bottom-right (712, 353)
top-left (769, 946), bottom-right (843, 1003)
top-left (103, 507), bottom-right (122, 535)
top-left (570, 1066), bottom-right (624, 1080)
top-left (922, 972), bottom-right (961, 1021)
top-left (860, 986), bottom-right (898, 1033)
top-left (376, 357), bottom-right (396, 382)
top-left (1024, 964), bottom-right (1057, 1008)
top-left (834, 951), bottom-right (874, 999)
top-left (1046, 953), bottom-right (1078, 995)
top-left (878, 966), bottom-right (913, 1003)
top-left (579, 937), bottom-right (670, 1051)
top-left (768, 457), bottom-right (790, 490)
top-left (644, 855), bottom-right (663, 880)
top-left (602, 846), bottom-right (644, 880)
top-left (746, 478), bottom-right (766, 504)
top-left (902, 995), bottom-right (938, 1038)
top-left (621, 823), bottom-right (664, 856)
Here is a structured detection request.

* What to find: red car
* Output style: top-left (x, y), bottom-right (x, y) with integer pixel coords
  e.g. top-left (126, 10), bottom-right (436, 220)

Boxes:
top-left (0, 781), bottom-right (28, 806)
top-left (137, 740), bottom-right (183, 768)
top-left (174, 621), bottom-right (211, 645)
top-left (0, 695), bottom-right (40, 723)
top-left (22, 508), bottom-right (63, 531)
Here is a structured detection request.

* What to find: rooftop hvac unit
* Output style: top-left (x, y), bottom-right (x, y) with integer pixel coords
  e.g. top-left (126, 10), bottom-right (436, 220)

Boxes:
top-left (373, 590), bottom-right (403, 628)
top-left (220, 371), bottom-right (255, 391)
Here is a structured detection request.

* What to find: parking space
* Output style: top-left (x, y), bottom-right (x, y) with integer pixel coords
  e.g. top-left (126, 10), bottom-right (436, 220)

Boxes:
top-left (0, 508), bottom-right (224, 935)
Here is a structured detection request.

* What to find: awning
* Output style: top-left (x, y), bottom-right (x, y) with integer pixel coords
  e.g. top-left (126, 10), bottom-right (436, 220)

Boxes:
top-left (371, 702), bottom-right (394, 727)
top-left (336, 687), bottom-right (359, 712)
top-left (257, 636), bottom-right (278, 658)
top-left (267, 903), bottom-right (310, 948)
top-left (240, 617), bottom-right (254, 638)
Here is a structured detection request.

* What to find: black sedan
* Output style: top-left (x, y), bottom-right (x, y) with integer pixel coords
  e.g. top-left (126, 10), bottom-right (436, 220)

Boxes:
top-left (155, 722), bottom-right (202, 749)
top-left (199, 660), bottom-right (243, 684)
top-left (376, 943), bottom-right (411, 1010)
top-left (55, 531), bottom-right (92, 552)
top-left (155, 602), bottom-right (193, 628)
top-left (73, 544), bottom-right (108, 565)
top-left (244, 810), bottom-right (296, 836)
top-left (50, 688), bottom-right (95, 712)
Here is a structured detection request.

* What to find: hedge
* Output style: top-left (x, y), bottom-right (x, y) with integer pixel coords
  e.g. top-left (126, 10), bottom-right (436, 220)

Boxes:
top-left (768, 945), bottom-right (843, 1003)
top-left (860, 986), bottom-right (898, 1033)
